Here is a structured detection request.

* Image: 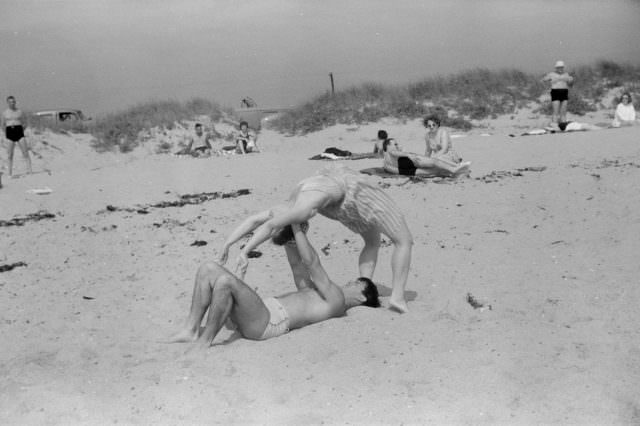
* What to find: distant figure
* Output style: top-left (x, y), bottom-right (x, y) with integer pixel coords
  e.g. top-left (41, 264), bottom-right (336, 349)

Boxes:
top-left (373, 129), bottom-right (399, 157)
top-left (423, 115), bottom-right (462, 165)
top-left (240, 97), bottom-right (257, 108)
top-left (382, 137), bottom-right (469, 177)
top-left (2, 96), bottom-right (32, 177)
top-left (612, 92), bottom-right (637, 128)
top-left (542, 60), bottom-right (574, 125)
top-left (180, 123), bottom-right (215, 157)
top-left (167, 224), bottom-right (380, 350)
top-left (236, 121), bottom-right (258, 154)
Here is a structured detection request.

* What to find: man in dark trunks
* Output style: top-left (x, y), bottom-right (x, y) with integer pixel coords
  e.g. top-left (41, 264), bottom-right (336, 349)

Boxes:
top-left (2, 96), bottom-right (32, 177)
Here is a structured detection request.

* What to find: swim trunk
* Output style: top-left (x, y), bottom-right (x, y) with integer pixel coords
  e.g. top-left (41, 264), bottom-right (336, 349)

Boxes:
top-left (550, 89), bottom-right (569, 102)
top-left (259, 297), bottom-right (290, 340)
top-left (5, 125), bottom-right (24, 142)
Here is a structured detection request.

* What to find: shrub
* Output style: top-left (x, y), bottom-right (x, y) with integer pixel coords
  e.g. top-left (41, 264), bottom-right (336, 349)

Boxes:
top-left (89, 98), bottom-right (230, 152)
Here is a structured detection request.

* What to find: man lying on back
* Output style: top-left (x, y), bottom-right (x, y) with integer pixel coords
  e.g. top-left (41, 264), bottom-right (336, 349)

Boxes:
top-left (166, 223), bottom-right (380, 350)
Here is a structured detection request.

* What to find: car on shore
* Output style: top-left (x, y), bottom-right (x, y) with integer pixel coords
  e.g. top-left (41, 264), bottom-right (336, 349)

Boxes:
top-left (34, 109), bottom-right (90, 123)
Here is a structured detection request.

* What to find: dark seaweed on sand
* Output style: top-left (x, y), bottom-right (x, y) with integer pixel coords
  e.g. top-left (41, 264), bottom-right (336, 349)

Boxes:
top-left (102, 189), bottom-right (251, 214)
top-left (0, 211), bottom-right (56, 227)
top-left (0, 261), bottom-right (27, 273)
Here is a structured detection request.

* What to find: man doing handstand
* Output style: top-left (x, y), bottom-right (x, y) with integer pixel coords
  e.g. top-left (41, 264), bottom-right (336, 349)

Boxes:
top-left (167, 223), bottom-right (380, 350)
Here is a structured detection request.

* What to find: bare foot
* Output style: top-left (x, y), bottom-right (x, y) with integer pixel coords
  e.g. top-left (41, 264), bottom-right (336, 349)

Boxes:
top-left (184, 340), bottom-right (211, 356)
top-left (388, 297), bottom-right (409, 314)
top-left (162, 328), bottom-right (198, 344)
top-left (453, 161), bottom-right (471, 176)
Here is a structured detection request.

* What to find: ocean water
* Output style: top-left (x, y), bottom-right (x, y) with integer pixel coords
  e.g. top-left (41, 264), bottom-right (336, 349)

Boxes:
top-left (2, 0), bottom-right (639, 115)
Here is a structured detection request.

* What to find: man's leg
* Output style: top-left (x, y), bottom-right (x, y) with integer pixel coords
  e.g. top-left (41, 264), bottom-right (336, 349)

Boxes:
top-left (559, 100), bottom-right (568, 123)
top-left (167, 262), bottom-right (269, 347)
top-left (410, 155), bottom-right (468, 176)
top-left (551, 100), bottom-right (560, 124)
top-left (358, 229), bottom-right (381, 280)
top-left (388, 227), bottom-right (413, 314)
top-left (17, 139), bottom-right (32, 174)
top-left (7, 141), bottom-right (15, 176)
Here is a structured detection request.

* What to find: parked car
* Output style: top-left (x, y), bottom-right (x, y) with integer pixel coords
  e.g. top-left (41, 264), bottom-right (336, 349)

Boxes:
top-left (34, 109), bottom-right (89, 123)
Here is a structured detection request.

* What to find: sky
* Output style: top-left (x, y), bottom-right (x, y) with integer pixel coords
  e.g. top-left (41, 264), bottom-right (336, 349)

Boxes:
top-left (2, 0), bottom-right (640, 116)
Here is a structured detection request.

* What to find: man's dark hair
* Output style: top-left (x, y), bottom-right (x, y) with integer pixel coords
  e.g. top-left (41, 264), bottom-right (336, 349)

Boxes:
top-left (382, 137), bottom-right (396, 152)
top-left (377, 129), bottom-right (388, 140)
top-left (6, 95), bottom-right (15, 102)
top-left (357, 277), bottom-right (380, 308)
top-left (195, 123), bottom-right (202, 128)
top-left (239, 121), bottom-right (249, 129)
top-left (271, 222), bottom-right (309, 246)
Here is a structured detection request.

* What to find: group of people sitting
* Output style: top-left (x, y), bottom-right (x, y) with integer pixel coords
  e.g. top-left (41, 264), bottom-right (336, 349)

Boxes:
top-left (375, 115), bottom-right (471, 177)
top-left (178, 121), bottom-right (259, 157)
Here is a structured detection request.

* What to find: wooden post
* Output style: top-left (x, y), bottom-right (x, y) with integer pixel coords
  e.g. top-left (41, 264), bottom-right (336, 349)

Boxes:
top-left (329, 72), bottom-right (335, 96)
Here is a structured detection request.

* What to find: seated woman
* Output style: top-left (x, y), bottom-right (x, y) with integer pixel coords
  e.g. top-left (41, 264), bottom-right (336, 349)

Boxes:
top-left (236, 121), bottom-right (259, 154)
top-left (381, 138), bottom-right (469, 177)
top-left (612, 92), bottom-right (637, 128)
top-left (423, 115), bottom-right (462, 165)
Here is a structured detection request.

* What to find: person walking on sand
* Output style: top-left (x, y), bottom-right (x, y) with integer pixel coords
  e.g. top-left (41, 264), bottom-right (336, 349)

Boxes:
top-left (2, 96), bottom-right (32, 177)
top-left (218, 164), bottom-right (414, 313)
top-left (542, 60), bottom-right (574, 126)
top-left (167, 224), bottom-right (380, 351)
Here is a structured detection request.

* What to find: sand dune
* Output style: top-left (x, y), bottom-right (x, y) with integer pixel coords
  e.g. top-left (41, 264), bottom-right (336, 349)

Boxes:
top-left (1, 117), bottom-right (639, 424)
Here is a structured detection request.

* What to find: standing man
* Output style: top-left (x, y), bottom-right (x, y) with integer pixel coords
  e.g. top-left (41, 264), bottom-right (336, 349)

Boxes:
top-left (542, 60), bottom-right (574, 126)
top-left (2, 96), bottom-right (32, 177)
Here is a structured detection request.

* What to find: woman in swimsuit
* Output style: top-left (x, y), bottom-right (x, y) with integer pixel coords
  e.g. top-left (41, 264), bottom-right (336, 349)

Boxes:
top-left (423, 115), bottom-right (462, 166)
top-left (219, 164), bottom-right (414, 313)
top-left (2, 96), bottom-right (32, 177)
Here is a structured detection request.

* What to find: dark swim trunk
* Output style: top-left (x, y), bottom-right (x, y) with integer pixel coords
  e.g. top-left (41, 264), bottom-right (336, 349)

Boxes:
top-left (5, 125), bottom-right (25, 142)
top-left (550, 89), bottom-right (569, 102)
top-left (397, 156), bottom-right (417, 176)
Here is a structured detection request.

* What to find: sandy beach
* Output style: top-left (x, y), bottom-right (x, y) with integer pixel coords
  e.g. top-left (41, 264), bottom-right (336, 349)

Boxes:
top-left (1, 115), bottom-right (639, 424)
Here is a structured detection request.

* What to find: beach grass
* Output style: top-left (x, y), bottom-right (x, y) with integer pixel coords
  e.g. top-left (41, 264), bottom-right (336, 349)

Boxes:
top-left (30, 60), bottom-right (640, 149)
top-left (270, 60), bottom-right (640, 135)
top-left (89, 98), bottom-right (231, 152)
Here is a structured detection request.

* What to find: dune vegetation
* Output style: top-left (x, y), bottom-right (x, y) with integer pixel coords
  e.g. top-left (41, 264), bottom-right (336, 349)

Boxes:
top-left (27, 60), bottom-right (640, 151)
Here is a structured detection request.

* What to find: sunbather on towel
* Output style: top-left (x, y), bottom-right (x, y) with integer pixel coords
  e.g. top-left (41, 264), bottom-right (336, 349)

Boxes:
top-left (382, 138), bottom-right (470, 177)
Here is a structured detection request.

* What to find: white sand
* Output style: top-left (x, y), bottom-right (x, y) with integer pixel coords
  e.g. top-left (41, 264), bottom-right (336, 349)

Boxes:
top-left (1, 118), bottom-right (639, 424)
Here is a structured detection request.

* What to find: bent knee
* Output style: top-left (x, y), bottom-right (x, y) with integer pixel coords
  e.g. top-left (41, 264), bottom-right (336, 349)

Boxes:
top-left (197, 261), bottom-right (230, 281)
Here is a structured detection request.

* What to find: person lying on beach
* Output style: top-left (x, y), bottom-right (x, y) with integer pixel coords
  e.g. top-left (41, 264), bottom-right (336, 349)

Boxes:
top-left (235, 121), bottom-right (258, 154)
top-left (382, 137), bottom-right (470, 177)
top-left (373, 130), bottom-right (400, 157)
top-left (612, 92), bottom-right (637, 128)
top-left (423, 115), bottom-right (462, 164)
top-left (219, 164), bottom-right (413, 313)
top-left (167, 223), bottom-right (380, 350)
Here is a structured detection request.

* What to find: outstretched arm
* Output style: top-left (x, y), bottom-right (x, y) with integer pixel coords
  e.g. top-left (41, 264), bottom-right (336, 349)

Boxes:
top-left (291, 224), bottom-right (337, 301)
top-left (239, 203), bottom-right (318, 257)
top-left (219, 209), bottom-right (272, 264)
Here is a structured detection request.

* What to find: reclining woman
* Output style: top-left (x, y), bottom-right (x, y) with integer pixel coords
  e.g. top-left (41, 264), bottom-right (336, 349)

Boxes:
top-left (218, 164), bottom-right (414, 313)
top-left (382, 138), bottom-right (470, 177)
